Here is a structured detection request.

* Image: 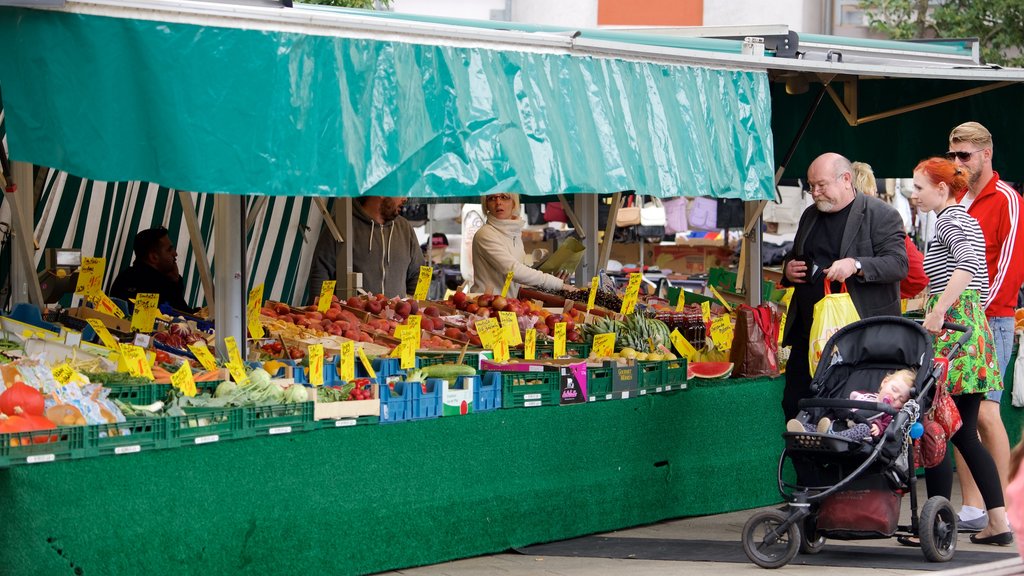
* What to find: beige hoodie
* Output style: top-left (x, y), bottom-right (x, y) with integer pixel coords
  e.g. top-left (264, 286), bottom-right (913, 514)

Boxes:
top-left (471, 216), bottom-right (563, 295)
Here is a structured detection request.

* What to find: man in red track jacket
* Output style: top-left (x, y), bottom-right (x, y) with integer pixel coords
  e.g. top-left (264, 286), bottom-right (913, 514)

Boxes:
top-left (947, 121), bottom-right (1024, 532)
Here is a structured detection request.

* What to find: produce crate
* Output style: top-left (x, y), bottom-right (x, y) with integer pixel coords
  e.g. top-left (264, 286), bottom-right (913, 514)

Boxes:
top-left (510, 342), bottom-right (590, 360)
top-left (586, 366), bottom-right (614, 401)
top-left (379, 381), bottom-right (413, 424)
top-left (317, 415), bottom-right (379, 429)
top-left (636, 361), bottom-right (665, 395)
top-left (416, 350), bottom-right (493, 370)
top-left (474, 373), bottom-right (501, 412)
top-left (311, 382), bottom-right (380, 421)
top-left (438, 376), bottom-right (475, 416)
top-left (0, 426), bottom-right (85, 468)
top-left (357, 358), bottom-right (405, 386)
top-left (87, 417), bottom-right (168, 457)
top-left (410, 379), bottom-right (442, 420)
top-left (244, 401), bottom-right (316, 436)
top-left (494, 370), bottom-right (561, 408)
top-left (167, 406), bottom-right (246, 448)
top-left (663, 359), bottom-right (688, 391)
top-left (608, 362), bottom-right (638, 398)
top-left (105, 383), bottom-right (171, 405)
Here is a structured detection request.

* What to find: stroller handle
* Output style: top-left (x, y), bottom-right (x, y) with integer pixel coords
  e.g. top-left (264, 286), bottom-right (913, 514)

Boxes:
top-left (940, 322), bottom-right (973, 358)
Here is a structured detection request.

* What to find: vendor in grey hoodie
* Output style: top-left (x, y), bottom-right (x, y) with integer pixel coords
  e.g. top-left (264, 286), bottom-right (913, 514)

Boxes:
top-left (308, 196), bottom-right (425, 302)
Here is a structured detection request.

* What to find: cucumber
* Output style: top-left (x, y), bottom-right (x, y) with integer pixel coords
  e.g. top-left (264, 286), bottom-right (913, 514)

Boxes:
top-left (420, 363), bottom-right (476, 379)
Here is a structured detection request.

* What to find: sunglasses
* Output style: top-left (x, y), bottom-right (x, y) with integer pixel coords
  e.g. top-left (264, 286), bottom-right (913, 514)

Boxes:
top-left (944, 149), bottom-right (986, 162)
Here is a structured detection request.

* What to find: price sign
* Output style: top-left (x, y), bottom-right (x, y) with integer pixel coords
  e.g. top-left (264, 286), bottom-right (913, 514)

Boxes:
top-left (493, 337), bottom-right (510, 363)
top-left (94, 291), bottom-right (126, 319)
top-left (675, 290), bottom-right (687, 312)
top-left (188, 342), bottom-right (219, 372)
top-left (710, 315), bottom-right (734, 352)
top-left (406, 315), bottom-right (422, 351)
top-left (413, 266), bottom-right (432, 301)
top-left (619, 273), bottom-right (642, 316)
top-left (357, 346), bottom-right (376, 379)
top-left (52, 363), bottom-right (76, 384)
top-left (554, 322), bottom-right (567, 357)
top-left (308, 344), bottom-right (324, 386)
top-left (224, 337), bottom-right (245, 369)
top-left (587, 276), bottom-right (599, 312)
top-left (475, 318), bottom-right (501, 350)
top-left (171, 363), bottom-right (197, 397)
top-left (701, 301), bottom-right (711, 325)
top-left (86, 318), bottom-right (120, 350)
top-left (524, 328), bottom-right (537, 360)
top-left (340, 340), bottom-right (355, 382)
top-left (227, 361), bottom-right (249, 386)
top-left (75, 256), bottom-right (105, 297)
top-left (119, 344), bottom-right (154, 380)
top-left (498, 311), bottom-right (523, 346)
top-left (399, 330), bottom-right (417, 370)
top-left (130, 292), bottom-right (160, 333)
top-left (390, 324), bottom-right (410, 359)
top-left (247, 284), bottom-right (265, 340)
top-left (670, 328), bottom-right (698, 360)
top-left (317, 280), bottom-right (336, 313)
top-left (592, 333), bottom-right (616, 357)
top-left (709, 286), bottom-right (733, 313)
top-left (500, 271), bottom-right (514, 298)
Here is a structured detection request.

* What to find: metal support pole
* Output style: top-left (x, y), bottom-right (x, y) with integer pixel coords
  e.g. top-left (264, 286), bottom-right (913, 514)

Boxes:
top-left (178, 191), bottom-right (215, 310)
top-left (214, 194), bottom-right (246, 359)
top-left (557, 193), bottom-right (586, 240)
top-left (6, 161), bottom-right (44, 308)
top-left (245, 195), bottom-right (269, 236)
top-left (597, 192), bottom-right (623, 273)
top-left (334, 198), bottom-right (357, 296)
top-left (573, 194), bottom-right (598, 286)
top-left (742, 201), bottom-right (763, 305)
top-left (314, 197), bottom-right (344, 243)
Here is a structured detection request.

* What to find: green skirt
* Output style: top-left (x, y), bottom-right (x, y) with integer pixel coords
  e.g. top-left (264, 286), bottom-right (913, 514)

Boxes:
top-left (927, 290), bottom-right (1002, 396)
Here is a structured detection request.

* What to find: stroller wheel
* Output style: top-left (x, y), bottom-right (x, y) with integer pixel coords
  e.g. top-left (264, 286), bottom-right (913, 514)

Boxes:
top-left (742, 509), bottom-right (800, 569)
top-left (799, 514), bottom-right (826, 555)
top-left (920, 496), bottom-right (957, 562)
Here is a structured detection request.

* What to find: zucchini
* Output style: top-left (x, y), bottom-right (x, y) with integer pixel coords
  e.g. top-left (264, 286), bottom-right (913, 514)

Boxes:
top-left (420, 363), bottom-right (476, 379)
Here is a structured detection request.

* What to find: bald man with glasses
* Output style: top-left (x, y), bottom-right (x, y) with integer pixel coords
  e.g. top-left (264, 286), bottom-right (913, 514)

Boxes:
top-left (946, 121), bottom-right (1024, 532)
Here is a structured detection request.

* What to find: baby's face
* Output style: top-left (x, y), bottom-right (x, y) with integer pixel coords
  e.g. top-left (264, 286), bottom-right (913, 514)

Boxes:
top-left (880, 376), bottom-right (912, 409)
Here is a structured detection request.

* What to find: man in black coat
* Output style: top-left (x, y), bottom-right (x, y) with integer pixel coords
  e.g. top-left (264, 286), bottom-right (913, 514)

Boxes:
top-left (111, 227), bottom-right (198, 314)
top-left (780, 153), bottom-right (908, 419)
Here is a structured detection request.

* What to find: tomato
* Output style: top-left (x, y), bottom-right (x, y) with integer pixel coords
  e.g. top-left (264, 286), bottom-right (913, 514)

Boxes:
top-left (155, 350), bottom-right (172, 364)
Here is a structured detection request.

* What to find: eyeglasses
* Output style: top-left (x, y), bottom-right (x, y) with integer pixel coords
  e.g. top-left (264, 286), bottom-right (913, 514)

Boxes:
top-left (944, 149), bottom-right (986, 162)
top-left (486, 194), bottom-right (512, 203)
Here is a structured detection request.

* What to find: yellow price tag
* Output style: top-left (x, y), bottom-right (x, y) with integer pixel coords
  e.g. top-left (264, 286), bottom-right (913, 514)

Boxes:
top-left (357, 346), bottom-right (376, 379)
top-left (317, 280), bottom-right (336, 313)
top-left (226, 362), bottom-right (249, 386)
top-left (75, 256), bottom-right (106, 297)
top-left (493, 337), bottom-right (510, 363)
top-left (620, 273), bottom-right (642, 316)
top-left (390, 325), bottom-right (410, 358)
top-left (406, 315), bottom-right (422, 351)
top-left (709, 285), bottom-right (733, 313)
top-left (309, 344), bottom-right (324, 386)
top-left (52, 363), bottom-right (76, 385)
top-left (119, 344), bottom-right (154, 380)
top-left (701, 301), bottom-right (711, 325)
top-left (224, 336), bottom-right (245, 368)
top-left (94, 291), bottom-right (126, 319)
top-left (413, 266), bottom-right (432, 301)
top-left (475, 318), bottom-right (501, 349)
top-left (675, 290), bottom-right (687, 312)
top-left (498, 311), bottom-right (523, 347)
top-left (247, 284), bottom-right (265, 340)
top-left (592, 333), bottom-right (616, 357)
top-left (554, 322), bottom-right (567, 357)
top-left (188, 342), bottom-right (219, 372)
top-left (340, 340), bottom-right (355, 382)
top-left (670, 328), bottom-right (698, 360)
top-left (85, 318), bottom-right (119, 350)
top-left (500, 270), bottom-right (514, 298)
top-left (399, 330), bottom-right (417, 370)
top-left (171, 363), bottom-right (197, 397)
top-left (130, 292), bottom-right (160, 333)
top-left (587, 276), bottom-right (599, 312)
top-left (710, 315), bottom-right (734, 352)
top-left (524, 329), bottom-right (536, 360)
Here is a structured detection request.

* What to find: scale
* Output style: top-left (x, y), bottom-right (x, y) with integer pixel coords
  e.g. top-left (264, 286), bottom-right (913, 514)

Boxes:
top-left (38, 248), bottom-right (82, 304)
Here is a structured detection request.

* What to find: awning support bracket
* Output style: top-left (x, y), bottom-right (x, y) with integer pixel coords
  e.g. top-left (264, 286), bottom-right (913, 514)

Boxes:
top-left (827, 79), bottom-right (1019, 127)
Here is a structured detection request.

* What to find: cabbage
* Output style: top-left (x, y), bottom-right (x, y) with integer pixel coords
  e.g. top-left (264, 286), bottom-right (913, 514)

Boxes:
top-left (215, 380), bottom-right (238, 398)
top-left (283, 385), bottom-right (309, 404)
top-left (246, 368), bottom-right (272, 388)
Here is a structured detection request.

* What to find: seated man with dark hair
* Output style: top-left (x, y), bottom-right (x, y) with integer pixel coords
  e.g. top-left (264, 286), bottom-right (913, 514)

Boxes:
top-left (111, 227), bottom-right (198, 314)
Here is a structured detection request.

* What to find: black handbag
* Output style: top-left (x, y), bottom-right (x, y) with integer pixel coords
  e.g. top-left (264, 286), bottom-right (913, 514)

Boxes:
top-left (716, 198), bottom-right (744, 229)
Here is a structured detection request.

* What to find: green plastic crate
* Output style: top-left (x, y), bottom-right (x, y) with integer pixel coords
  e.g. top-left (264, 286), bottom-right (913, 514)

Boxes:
top-left (88, 417), bottom-right (168, 457)
top-left (417, 351), bottom-right (493, 370)
top-left (105, 383), bottom-right (171, 405)
top-left (636, 361), bottom-right (665, 395)
top-left (663, 359), bottom-right (688, 391)
top-left (497, 370), bottom-right (561, 408)
top-left (317, 415), bottom-right (380, 429)
top-left (0, 426), bottom-right (85, 468)
top-left (586, 366), bottom-right (613, 402)
top-left (510, 342), bottom-right (590, 360)
top-left (244, 402), bottom-right (316, 436)
top-left (167, 406), bottom-right (246, 448)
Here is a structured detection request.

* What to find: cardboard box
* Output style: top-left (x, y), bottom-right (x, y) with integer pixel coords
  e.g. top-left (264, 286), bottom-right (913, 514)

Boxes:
top-left (309, 384), bottom-right (380, 421)
top-left (67, 306), bottom-right (132, 334)
top-left (441, 376), bottom-right (475, 416)
top-left (609, 362), bottom-right (638, 399)
top-left (648, 244), bottom-right (733, 276)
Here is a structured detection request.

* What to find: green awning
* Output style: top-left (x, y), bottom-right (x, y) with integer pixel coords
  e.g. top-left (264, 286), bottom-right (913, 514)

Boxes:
top-left (0, 6), bottom-right (776, 201)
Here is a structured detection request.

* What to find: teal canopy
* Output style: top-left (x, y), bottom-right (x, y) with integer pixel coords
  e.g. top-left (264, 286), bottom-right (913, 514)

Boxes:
top-left (0, 6), bottom-right (775, 201)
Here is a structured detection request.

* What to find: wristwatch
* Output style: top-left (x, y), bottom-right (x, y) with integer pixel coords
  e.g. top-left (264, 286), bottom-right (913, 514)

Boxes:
top-left (854, 260), bottom-right (863, 275)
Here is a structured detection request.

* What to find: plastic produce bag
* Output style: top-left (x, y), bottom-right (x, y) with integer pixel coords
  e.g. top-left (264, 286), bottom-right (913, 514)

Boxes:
top-left (808, 282), bottom-right (860, 376)
top-left (1013, 332), bottom-right (1024, 408)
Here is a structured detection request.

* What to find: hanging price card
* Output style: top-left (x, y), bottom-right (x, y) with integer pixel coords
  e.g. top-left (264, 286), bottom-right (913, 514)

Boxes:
top-left (710, 315), bottom-right (734, 352)
top-left (308, 344), bottom-right (324, 386)
top-left (493, 332), bottom-right (510, 362)
top-left (390, 325), bottom-right (409, 358)
top-left (592, 333), bottom-right (616, 357)
top-left (247, 284), bottom-right (265, 340)
top-left (701, 301), bottom-right (711, 325)
top-left (119, 344), bottom-right (154, 380)
top-left (52, 363), bottom-right (76, 385)
top-left (670, 328), bottom-right (698, 360)
top-left (406, 315), bottom-right (422, 351)
top-left (224, 336), bottom-right (245, 369)
top-left (500, 270), bottom-right (514, 298)
top-left (188, 342), bottom-right (219, 372)
top-left (317, 280), bottom-right (336, 313)
top-left (709, 286), bottom-right (733, 313)
top-left (587, 276), bottom-right (599, 311)
top-left (498, 311), bottom-right (523, 346)
top-left (554, 322), bottom-right (567, 357)
top-left (85, 318), bottom-right (119, 350)
top-left (340, 340), bottom-right (355, 382)
top-left (227, 361), bottom-right (249, 386)
top-left (675, 290), bottom-right (687, 312)
top-left (619, 273), bottom-right (642, 316)
top-left (94, 291), bottom-right (126, 319)
top-left (475, 318), bottom-right (501, 350)
top-left (357, 346), bottom-right (376, 379)
top-left (399, 330), bottom-right (417, 370)
top-left (130, 293), bottom-right (159, 333)
top-left (413, 266), bottom-right (433, 301)
top-left (171, 362), bottom-right (197, 397)
top-left (75, 256), bottom-right (105, 297)
top-left (524, 329), bottom-right (537, 360)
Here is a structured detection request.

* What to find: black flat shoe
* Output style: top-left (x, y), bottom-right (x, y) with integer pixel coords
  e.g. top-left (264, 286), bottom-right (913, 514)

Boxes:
top-left (896, 535), bottom-right (921, 547)
top-left (970, 532), bottom-right (1014, 546)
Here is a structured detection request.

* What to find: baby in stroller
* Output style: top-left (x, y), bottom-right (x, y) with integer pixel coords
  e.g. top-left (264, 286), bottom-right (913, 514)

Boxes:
top-left (787, 369), bottom-right (916, 442)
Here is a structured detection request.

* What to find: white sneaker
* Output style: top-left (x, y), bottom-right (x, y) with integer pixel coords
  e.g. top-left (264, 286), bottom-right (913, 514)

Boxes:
top-left (958, 512), bottom-right (988, 533)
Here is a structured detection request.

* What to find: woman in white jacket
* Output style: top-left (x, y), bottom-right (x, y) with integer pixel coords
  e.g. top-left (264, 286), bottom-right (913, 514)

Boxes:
top-left (471, 193), bottom-right (574, 295)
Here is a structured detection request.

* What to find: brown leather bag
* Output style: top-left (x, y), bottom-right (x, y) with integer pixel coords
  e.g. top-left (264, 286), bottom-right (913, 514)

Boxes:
top-left (729, 304), bottom-right (780, 378)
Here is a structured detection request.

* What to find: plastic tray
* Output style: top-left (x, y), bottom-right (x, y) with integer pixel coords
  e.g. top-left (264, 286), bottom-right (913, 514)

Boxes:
top-left (663, 359), bottom-right (688, 391)
top-left (510, 342), bottom-right (590, 360)
top-left (244, 401), bottom-right (316, 436)
top-left (495, 370), bottom-right (561, 408)
top-left (317, 415), bottom-right (379, 429)
top-left (416, 351), bottom-right (492, 370)
top-left (379, 381), bottom-right (413, 423)
top-left (87, 417), bottom-right (168, 457)
top-left (167, 406), bottom-right (246, 448)
top-left (105, 383), bottom-right (171, 405)
top-left (586, 366), bottom-right (614, 401)
top-left (473, 374), bottom-right (501, 412)
top-left (636, 361), bottom-right (665, 395)
top-left (410, 379), bottom-right (442, 420)
top-left (0, 425), bottom-right (85, 468)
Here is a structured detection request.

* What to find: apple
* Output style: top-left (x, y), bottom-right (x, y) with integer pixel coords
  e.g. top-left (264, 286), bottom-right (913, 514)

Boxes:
top-left (466, 303), bottom-right (479, 314)
top-left (366, 300), bottom-right (383, 315)
top-left (545, 314), bottom-right (562, 331)
top-left (535, 324), bottom-right (551, 336)
top-left (406, 299), bottom-right (419, 315)
top-left (423, 306), bottom-right (440, 317)
top-left (452, 291), bottom-right (468, 306)
top-left (491, 296), bottom-right (508, 311)
top-left (478, 294), bottom-right (494, 308)
top-left (347, 297), bottom-right (365, 310)
top-left (394, 300), bottom-right (412, 318)
top-left (445, 327), bottom-right (463, 339)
